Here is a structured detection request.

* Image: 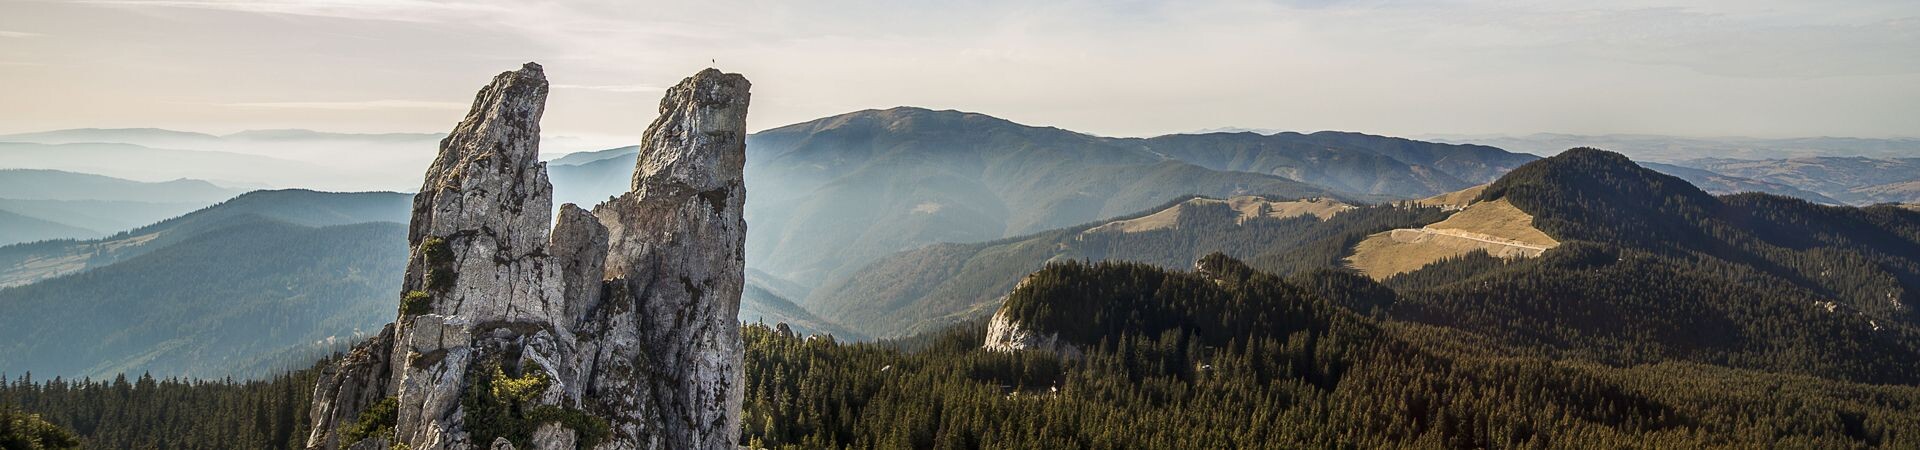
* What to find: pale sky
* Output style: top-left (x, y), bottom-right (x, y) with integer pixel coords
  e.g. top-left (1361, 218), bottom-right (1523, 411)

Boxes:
top-left (3, 0), bottom-right (1918, 143)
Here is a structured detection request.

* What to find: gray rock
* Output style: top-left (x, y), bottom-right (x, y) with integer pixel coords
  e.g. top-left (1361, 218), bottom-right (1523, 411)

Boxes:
top-left (582, 68), bottom-right (751, 450)
top-left (306, 63), bottom-right (751, 450)
top-left (306, 324), bottom-right (395, 449)
top-left (981, 306), bottom-right (1082, 360)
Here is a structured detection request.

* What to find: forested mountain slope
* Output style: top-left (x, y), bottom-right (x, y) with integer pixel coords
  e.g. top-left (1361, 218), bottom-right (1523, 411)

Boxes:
top-left (0, 218), bottom-right (408, 379)
top-left (742, 107), bottom-right (1345, 286)
top-left (0, 189), bottom-right (410, 288)
top-left (806, 195), bottom-right (1446, 338)
top-left (0, 169), bottom-right (244, 245)
top-left (1386, 148), bottom-right (1920, 384)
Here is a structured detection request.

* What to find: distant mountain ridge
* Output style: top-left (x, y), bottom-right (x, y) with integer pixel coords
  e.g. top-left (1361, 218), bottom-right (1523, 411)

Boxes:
top-left (1638, 162), bottom-right (1843, 204)
top-left (0, 189), bottom-right (412, 288)
top-left (0, 170), bottom-right (247, 245)
top-left (552, 107), bottom-right (1541, 292)
top-left (805, 195), bottom-right (1446, 338)
top-left (1432, 133), bottom-right (1920, 161)
top-left (0, 217), bottom-right (410, 379)
top-left (0, 128), bottom-right (441, 146)
top-left (1677, 156), bottom-right (1920, 205)
top-left (0, 169), bottom-right (241, 202)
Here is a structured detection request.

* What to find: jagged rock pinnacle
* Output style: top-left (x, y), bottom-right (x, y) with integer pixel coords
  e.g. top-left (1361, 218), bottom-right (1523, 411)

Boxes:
top-left (306, 63), bottom-right (751, 450)
top-left (586, 67), bottom-right (751, 450)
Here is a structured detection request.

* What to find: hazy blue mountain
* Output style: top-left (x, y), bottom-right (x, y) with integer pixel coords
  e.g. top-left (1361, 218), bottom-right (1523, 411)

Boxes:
top-left (0, 189), bottom-right (412, 287)
top-left (1277, 131), bottom-right (1538, 185)
top-left (743, 107), bottom-right (1345, 288)
top-left (1677, 156), bottom-right (1920, 204)
top-left (1639, 162), bottom-right (1843, 204)
top-left (739, 283), bottom-right (866, 340)
top-left (0, 209), bottom-right (98, 246)
top-left (1140, 132), bottom-right (1501, 196)
top-left (0, 169), bottom-right (241, 202)
top-left (547, 145), bottom-right (639, 166)
top-left (0, 217), bottom-right (409, 379)
top-left (0, 142), bottom-right (322, 188)
top-left (0, 129), bottom-right (451, 191)
top-left (0, 127), bottom-right (441, 148)
top-left (0, 199), bottom-right (211, 236)
top-left (0, 128), bottom-right (223, 148)
top-left (549, 153), bottom-right (640, 208)
top-left (219, 129), bottom-right (442, 143)
top-left (1431, 133), bottom-right (1920, 162)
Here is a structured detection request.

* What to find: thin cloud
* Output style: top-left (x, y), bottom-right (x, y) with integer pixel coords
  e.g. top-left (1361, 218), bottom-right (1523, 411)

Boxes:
top-left (553, 84), bottom-right (665, 93)
top-left (0, 31), bottom-right (46, 38)
top-left (223, 100), bottom-right (466, 110)
top-left (75, 0), bottom-right (507, 23)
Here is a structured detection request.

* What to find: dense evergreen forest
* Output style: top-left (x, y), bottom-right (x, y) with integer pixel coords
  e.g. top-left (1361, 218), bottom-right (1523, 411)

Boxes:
top-left (0, 366), bottom-right (320, 449)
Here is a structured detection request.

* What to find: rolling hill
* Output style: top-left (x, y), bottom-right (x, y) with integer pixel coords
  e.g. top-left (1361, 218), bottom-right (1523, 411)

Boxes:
top-left (1639, 162), bottom-right (1843, 204)
top-left (740, 107), bottom-right (1351, 287)
top-left (1677, 156), bottom-right (1920, 205)
top-left (804, 195), bottom-right (1446, 338)
top-left (0, 189), bottom-right (412, 288)
top-left (0, 218), bottom-right (408, 379)
top-left (1385, 148), bottom-right (1920, 384)
top-left (0, 210), bottom-right (98, 246)
top-left (0, 169), bottom-right (246, 245)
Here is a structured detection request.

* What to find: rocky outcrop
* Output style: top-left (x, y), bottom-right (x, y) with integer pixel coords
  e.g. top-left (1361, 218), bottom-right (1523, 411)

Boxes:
top-left (306, 63), bottom-right (751, 450)
top-left (980, 276), bottom-right (1082, 359)
top-left (981, 307), bottom-right (1082, 360)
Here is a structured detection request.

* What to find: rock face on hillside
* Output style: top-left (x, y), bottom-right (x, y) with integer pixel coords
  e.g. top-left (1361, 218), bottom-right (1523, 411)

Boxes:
top-left (980, 276), bottom-right (1082, 359)
top-left (305, 63), bottom-right (751, 450)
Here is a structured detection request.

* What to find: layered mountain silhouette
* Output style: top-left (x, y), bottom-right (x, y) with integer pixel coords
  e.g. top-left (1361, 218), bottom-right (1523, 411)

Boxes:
top-left (1678, 156), bottom-right (1920, 205)
top-left (0, 169), bottom-right (245, 245)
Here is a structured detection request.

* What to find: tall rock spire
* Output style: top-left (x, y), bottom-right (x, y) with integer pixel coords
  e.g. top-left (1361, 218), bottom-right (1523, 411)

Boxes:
top-left (583, 68), bottom-right (751, 449)
top-left (305, 64), bottom-right (751, 450)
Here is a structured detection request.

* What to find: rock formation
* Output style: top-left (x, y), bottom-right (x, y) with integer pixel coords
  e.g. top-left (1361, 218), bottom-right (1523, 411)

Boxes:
top-left (306, 63), bottom-right (751, 450)
top-left (979, 275), bottom-right (1082, 359)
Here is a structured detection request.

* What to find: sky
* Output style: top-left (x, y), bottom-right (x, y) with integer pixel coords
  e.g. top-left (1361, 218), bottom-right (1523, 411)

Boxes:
top-left (2, 0), bottom-right (1918, 146)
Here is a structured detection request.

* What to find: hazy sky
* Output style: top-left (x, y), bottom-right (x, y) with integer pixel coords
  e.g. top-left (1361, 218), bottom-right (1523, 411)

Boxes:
top-left (3, 0), bottom-right (1918, 144)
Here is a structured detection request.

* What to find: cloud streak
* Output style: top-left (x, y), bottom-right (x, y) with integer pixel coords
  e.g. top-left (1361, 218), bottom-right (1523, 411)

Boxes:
top-left (222, 100), bottom-right (467, 110)
top-left (553, 84), bottom-right (665, 93)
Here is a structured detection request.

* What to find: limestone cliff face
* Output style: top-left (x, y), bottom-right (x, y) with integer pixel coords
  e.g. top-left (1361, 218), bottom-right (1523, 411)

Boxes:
top-left (306, 64), bottom-right (750, 450)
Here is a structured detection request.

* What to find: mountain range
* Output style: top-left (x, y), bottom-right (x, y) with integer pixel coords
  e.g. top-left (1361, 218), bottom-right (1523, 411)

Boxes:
top-left (4, 108), bottom-right (1905, 383)
top-left (546, 107), bottom-right (1540, 293)
top-left (0, 169), bottom-right (246, 245)
top-left (1433, 133), bottom-right (1920, 161)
